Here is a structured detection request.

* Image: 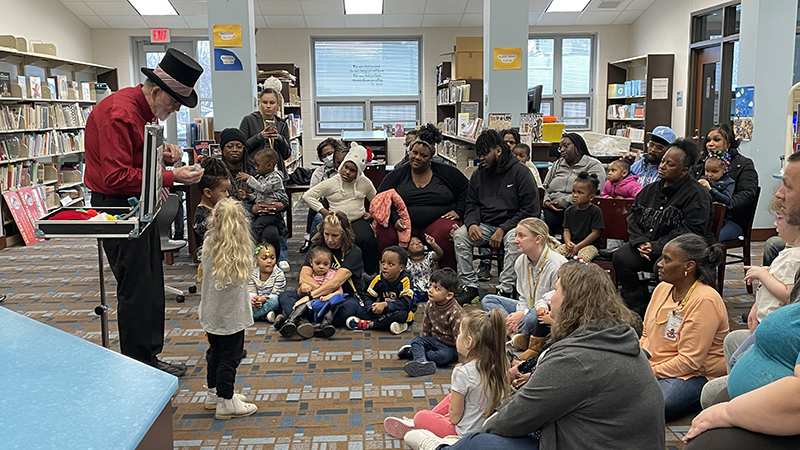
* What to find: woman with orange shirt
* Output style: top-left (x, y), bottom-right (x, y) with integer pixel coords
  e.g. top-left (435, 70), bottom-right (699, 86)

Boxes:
top-left (640, 234), bottom-right (729, 421)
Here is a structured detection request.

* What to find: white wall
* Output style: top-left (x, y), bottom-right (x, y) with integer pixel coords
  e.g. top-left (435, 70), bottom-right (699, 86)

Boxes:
top-left (0, 0), bottom-right (94, 62)
top-left (629, 0), bottom-right (728, 138)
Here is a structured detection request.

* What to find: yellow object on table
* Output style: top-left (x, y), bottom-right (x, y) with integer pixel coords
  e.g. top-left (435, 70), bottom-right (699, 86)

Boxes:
top-left (543, 123), bottom-right (566, 143)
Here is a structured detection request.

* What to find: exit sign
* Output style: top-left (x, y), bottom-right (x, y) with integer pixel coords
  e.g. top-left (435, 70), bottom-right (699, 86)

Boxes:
top-left (150, 29), bottom-right (171, 43)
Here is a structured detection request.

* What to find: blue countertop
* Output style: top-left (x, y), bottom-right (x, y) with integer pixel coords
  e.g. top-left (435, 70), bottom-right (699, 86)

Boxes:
top-left (0, 307), bottom-right (178, 449)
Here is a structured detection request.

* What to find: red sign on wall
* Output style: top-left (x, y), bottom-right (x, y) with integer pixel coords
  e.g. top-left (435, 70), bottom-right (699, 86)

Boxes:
top-left (150, 29), bottom-right (171, 43)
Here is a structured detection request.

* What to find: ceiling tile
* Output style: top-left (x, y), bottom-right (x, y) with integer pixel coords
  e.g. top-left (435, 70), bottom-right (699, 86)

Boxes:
top-left (300, 1), bottom-right (342, 15)
top-left (62, 2), bottom-right (96, 16)
top-left (255, 15), bottom-right (269, 28)
top-left (304, 14), bottom-right (346, 27)
top-left (265, 14), bottom-right (306, 28)
top-left (259, 1), bottom-right (304, 15)
top-left (77, 15), bottom-right (109, 28)
top-left (101, 15), bottom-right (149, 28)
top-left (182, 15), bottom-right (209, 28)
top-left (86, 1), bottom-right (139, 15)
top-left (385, 0), bottom-right (426, 14)
top-left (143, 15), bottom-right (190, 28)
top-left (460, 13), bottom-right (482, 26)
top-left (613, 9), bottom-right (644, 24)
top-left (528, 11), bottom-right (544, 24)
top-left (384, 14), bottom-right (423, 27)
top-left (421, 14), bottom-right (463, 27)
top-left (534, 11), bottom-right (581, 25)
top-left (465, 0), bottom-right (482, 14)
top-left (425, 0), bottom-right (468, 14)
top-left (529, 0), bottom-right (551, 12)
top-left (345, 15), bottom-right (384, 27)
top-left (171, 1), bottom-right (207, 15)
top-left (626, 0), bottom-right (655, 10)
top-left (575, 10), bottom-right (621, 25)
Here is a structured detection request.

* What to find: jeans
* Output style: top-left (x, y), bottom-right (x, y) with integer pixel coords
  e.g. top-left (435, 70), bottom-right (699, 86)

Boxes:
top-left (408, 336), bottom-right (459, 366)
top-left (724, 329), bottom-right (752, 372)
top-left (730, 332), bottom-right (755, 367)
top-left (659, 376), bottom-right (707, 421)
top-left (481, 294), bottom-right (539, 336)
top-left (440, 432), bottom-right (540, 450)
top-left (718, 220), bottom-right (743, 242)
top-left (309, 212), bottom-right (323, 238)
top-left (763, 236), bottom-right (786, 266)
top-left (206, 329), bottom-right (245, 399)
top-left (279, 236), bottom-right (289, 262)
top-left (252, 295), bottom-right (280, 320)
top-left (454, 224), bottom-right (518, 292)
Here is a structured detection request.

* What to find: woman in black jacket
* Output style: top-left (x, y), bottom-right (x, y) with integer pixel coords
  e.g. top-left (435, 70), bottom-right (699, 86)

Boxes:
top-left (376, 124), bottom-right (468, 269)
top-left (239, 87), bottom-right (292, 177)
top-left (612, 138), bottom-right (714, 316)
top-left (691, 123), bottom-right (759, 241)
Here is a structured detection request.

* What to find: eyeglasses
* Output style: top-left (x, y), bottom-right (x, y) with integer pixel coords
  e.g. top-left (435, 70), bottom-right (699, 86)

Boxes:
top-left (647, 141), bottom-right (666, 151)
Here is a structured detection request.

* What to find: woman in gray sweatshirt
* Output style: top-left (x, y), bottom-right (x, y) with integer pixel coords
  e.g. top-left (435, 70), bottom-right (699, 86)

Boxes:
top-left (404, 262), bottom-right (665, 450)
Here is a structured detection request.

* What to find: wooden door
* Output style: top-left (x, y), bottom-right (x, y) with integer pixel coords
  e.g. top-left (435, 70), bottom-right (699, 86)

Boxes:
top-left (691, 46), bottom-right (721, 147)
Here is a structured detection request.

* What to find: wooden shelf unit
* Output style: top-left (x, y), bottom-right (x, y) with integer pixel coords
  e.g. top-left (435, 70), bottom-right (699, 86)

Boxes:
top-left (256, 63), bottom-right (303, 173)
top-left (434, 62), bottom-right (483, 175)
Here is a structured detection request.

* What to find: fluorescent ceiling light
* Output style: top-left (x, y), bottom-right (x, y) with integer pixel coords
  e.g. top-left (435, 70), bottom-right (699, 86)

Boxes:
top-left (545, 0), bottom-right (591, 12)
top-left (128, 0), bottom-right (179, 16)
top-left (344, 0), bottom-right (383, 15)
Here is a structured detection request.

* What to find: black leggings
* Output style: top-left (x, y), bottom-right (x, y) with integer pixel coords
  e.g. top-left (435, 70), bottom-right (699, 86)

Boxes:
top-left (351, 218), bottom-right (378, 275)
top-left (543, 208), bottom-right (564, 234)
top-left (612, 242), bottom-right (659, 316)
top-left (252, 214), bottom-right (281, 261)
top-left (685, 428), bottom-right (800, 450)
top-left (206, 330), bottom-right (245, 399)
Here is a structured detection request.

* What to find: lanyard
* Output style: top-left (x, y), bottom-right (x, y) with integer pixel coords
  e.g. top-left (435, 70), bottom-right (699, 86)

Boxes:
top-left (526, 248), bottom-right (549, 308)
top-left (332, 252), bottom-right (359, 296)
top-left (654, 279), bottom-right (700, 325)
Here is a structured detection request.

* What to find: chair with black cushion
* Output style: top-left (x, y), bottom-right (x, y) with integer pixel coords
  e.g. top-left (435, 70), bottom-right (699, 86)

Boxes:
top-left (156, 194), bottom-right (195, 302)
top-left (718, 186), bottom-right (761, 295)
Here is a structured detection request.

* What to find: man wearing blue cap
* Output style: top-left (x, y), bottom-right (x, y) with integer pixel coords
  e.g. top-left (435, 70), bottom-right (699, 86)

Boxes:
top-left (631, 126), bottom-right (676, 186)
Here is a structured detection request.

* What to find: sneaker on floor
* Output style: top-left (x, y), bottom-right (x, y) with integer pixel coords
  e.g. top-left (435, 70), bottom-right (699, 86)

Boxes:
top-left (204, 388), bottom-right (247, 410)
top-left (278, 260), bottom-right (291, 271)
top-left (384, 416), bottom-right (416, 439)
top-left (346, 316), bottom-right (370, 330)
top-left (477, 265), bottom-right (491, 281)
top-left (215, 395), bottom-right (257, 420)
top-left (404, 429), bottom-right (459, 450)
top-left (299, 239), bottom-right (311, 253)
top-left (496, 286), bottom-right (513, 297)
top-left (397, 344), bottom-right (413, 360)
top-left (265, 311), bottom-right (277, 323)
top-left (454, 286), bottom-right (480, 306)
top-left (156, 360), bottom-right (187, 377)
top-left (390, 322), bottom-right (409, 334)
top-left (404, 360), bottom-right (436, 377)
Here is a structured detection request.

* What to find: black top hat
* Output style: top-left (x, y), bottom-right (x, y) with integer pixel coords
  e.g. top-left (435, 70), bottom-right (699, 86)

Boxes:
top-left (141, 48), bottom-right (203, 108)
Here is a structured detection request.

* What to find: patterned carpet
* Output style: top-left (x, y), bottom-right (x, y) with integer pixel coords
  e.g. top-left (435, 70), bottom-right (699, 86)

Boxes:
top-left (0, 203), bottom-right (758, 450)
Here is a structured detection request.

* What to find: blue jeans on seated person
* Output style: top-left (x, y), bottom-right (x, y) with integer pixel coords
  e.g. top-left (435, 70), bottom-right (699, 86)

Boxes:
top-left (482, 294), bottom-right (540, 336)
top-left (659, 376), bottom-right (707, 421)
top-left (438, 432), bottom-right (540, 450)
top-left (717, 220), bottom-right (743, 242)
top-left (252, 296), bottom-right (280, 320)
top-left (413, 290), bottom-right (428, 304)
top-left (763, 235), bottom-right (786, 266)
top-left (407, 336), bottom-right (459, 367)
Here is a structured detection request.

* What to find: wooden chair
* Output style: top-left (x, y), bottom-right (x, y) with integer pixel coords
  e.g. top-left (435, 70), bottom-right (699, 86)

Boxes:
top-left (717, 186), bottom-right (761, 295)
top-left (711, 202), bottom-right (726, 241)
top-left (591, 197), bottom-right (635, 284)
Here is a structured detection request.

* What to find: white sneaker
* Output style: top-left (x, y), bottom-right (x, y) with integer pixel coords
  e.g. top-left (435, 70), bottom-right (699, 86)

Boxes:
top-left (278, 261), bottom-right (290, 271)
top-left (390, 322), bottom-right (409, 335)
top-left (383, 416), bottom-right (416, 439)
top-left (266, 311), bottom-right (277, 323)
top-left (204, 388), bottom-right (246, 410)
top-left (404, 429), bottom-right (460, 450)
top-left (215, 395), bottom-right (257, 419)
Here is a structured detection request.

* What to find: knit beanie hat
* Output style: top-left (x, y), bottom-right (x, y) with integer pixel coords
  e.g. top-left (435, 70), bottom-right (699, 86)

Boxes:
top-left (341, 141), bottom-right (367, 177)
top-left (219, 127), bottom-right (246, 149)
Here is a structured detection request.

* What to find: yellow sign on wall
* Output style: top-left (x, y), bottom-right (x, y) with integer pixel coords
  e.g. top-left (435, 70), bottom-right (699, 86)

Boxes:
top-left (493, 47), bottom-right (522, 70)
top-left (213, 24), bottom-right (242, 48)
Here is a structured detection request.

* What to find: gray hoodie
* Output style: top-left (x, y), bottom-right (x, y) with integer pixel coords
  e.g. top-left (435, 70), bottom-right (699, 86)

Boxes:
top-left (483, 322), bottom-right (665, 450)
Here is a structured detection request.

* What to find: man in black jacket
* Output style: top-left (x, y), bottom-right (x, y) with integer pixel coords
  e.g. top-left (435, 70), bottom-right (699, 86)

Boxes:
top-left (454, 130), bottom-right (540, 305)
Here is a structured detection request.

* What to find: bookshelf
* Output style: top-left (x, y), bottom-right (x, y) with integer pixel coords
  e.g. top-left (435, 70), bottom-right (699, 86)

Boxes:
top-left (0, 47), bottom-right (117, 249)
top-left (256, 63), bottom-right (303, 174)
top-left (435, 62), bottom-right (483, 175)
top-left (605, 54), bottom-right (674, 149)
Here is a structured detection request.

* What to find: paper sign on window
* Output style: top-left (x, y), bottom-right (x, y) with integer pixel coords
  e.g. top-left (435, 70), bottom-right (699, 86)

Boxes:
top-left (493, 47), bottom-right (522, 70)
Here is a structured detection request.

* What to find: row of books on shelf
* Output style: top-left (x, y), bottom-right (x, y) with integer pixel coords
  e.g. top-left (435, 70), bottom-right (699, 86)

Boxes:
top-left (435, 65), bottom-right (450, 86)
top-left (442, 115), bottom-right (483, 140)
top-left (438, 140), bottom-right (474, 165)
top-left (0, 103), bottom-right (92, 131)
top-left (608, 125), bottom-right (645, 143)
top-left (437, 81), bottom-right (471, 104)
top-left (0, 73), bottom-right (97, 102)
top-left (1, 160), bottom-right (83, 192)
top-left (608, 80), bottom-right (646, 98)
top-left (284, 114), bottom-right (302, 138)
top-left (607, 103), bottom-right (645, 120)
top-left (186, 118), bottom-right (214, 150)
top-left (0, 130), bottom-right (85, 161)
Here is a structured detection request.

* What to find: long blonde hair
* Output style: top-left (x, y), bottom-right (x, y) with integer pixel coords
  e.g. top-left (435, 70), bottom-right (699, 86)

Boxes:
top-left (202, 198), bottom-right (254, 290)
top-left (550, 262), bottom-right (636, 342)
top-left (518, 217), bottom-right (560, 250)
top-left (460, 309), bottom-right (510, 416)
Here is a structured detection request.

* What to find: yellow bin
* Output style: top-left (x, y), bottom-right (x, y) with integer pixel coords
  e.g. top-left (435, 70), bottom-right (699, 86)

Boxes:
top-left (542, 123), bottom-right (566, 143)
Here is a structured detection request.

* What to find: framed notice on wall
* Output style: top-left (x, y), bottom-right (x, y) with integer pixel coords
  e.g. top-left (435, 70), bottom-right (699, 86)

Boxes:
top-left (493, 47), bottom-right (522, 70)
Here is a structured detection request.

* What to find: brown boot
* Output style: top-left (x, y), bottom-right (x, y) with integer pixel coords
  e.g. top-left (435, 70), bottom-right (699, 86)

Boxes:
top-left (519, 336), bottom-right (546, 360)
top-left (511, 334), bottom-right (530, 351)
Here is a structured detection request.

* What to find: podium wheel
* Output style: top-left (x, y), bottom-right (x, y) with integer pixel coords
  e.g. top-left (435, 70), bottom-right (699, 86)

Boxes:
top-left (188, 286), bottom-right (197, 294)
top-left (176, 295), bottom-right (186, 303)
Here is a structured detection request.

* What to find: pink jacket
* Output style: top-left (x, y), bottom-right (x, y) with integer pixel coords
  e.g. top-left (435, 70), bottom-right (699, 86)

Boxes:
top-left (601, 175), bottom-right (643, 199)
top-left (370, 189), bottom-right (411, 247)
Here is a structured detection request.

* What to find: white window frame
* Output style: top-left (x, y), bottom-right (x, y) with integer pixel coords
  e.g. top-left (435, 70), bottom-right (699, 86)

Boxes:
top-left (528, 34), bottom-right (596, 131)
top-left (311, 36), bottom-right (422, 136)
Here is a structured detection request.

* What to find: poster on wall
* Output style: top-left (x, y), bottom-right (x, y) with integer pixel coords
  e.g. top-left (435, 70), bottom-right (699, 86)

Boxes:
top-left (734, 86), bottom-right (755, 141)
top-left (212, 25), bottom-right (242, 48)
top-left (213, 49), bottom-right (243, 71)
top-left (493, 47), bottom-right (522, 70)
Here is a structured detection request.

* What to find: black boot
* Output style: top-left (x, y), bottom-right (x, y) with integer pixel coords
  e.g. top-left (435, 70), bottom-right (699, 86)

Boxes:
top-left (314, 306), bottom-right (338, 338)
top-left (280, 300), bottom-right (311, 337)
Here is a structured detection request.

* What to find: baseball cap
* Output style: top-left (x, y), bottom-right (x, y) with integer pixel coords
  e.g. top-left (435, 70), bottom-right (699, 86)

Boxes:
top-left (647, 126), bottom-right (677, 146)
